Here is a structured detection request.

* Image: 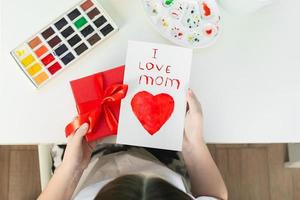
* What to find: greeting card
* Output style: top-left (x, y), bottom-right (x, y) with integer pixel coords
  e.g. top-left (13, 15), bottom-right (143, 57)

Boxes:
top-left (117, 41), bottom-right (192, 151)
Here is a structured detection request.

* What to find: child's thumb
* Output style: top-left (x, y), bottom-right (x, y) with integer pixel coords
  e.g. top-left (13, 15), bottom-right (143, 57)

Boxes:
top-left (74, 123), bottom-right (89, 138)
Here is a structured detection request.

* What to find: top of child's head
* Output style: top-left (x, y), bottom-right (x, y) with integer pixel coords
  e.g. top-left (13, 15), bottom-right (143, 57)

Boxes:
top-left (94, 174), bottom-right (192, 200)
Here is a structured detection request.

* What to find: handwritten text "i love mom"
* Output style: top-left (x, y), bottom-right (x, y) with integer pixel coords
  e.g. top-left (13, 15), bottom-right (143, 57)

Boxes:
top-left (138, 48), bottom-right (180, 90)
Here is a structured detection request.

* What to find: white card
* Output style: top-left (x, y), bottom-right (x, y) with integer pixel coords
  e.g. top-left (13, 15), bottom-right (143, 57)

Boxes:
top-left (117, 41), bottom-right (192, 151)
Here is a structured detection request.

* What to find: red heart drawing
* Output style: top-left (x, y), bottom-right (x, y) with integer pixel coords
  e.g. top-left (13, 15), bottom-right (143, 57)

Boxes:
top-left (131, 91), bottom-right (174, 135)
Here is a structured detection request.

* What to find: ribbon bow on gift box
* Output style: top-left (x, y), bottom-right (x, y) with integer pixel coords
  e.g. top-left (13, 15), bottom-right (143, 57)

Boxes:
top-left (65, 71), bottom-right (128, 141)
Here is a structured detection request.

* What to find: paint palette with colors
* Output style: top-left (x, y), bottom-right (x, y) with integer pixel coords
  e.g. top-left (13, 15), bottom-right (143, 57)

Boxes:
top-left (141, 0), bottom-right (221, 48)
top-left (11, 0), bottom-right (118, 88)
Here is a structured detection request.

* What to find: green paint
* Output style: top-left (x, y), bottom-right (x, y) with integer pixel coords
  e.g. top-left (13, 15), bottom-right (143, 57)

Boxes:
top-left (74, 17), bottom-right (87, 29)
top-left (165, 0), bottom-right (174, 6)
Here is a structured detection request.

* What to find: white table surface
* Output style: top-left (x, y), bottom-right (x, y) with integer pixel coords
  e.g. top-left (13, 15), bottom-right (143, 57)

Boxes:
top-left (1, 0), bottom-right (300, 144)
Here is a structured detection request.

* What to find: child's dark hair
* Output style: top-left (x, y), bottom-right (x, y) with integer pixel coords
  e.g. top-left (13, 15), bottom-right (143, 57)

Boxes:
top-left (95, 174), bottom-right (192, 200)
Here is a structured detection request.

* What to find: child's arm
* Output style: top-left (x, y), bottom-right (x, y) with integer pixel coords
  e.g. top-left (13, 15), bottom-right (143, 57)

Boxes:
top-left (182, 89), bottom-right (228, 200)
top-left (38, 123), bottom-right (95, 200)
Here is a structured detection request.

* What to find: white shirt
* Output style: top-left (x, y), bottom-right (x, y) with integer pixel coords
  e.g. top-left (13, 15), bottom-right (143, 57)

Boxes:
top-left (73, 148), bottom-right (218, 200)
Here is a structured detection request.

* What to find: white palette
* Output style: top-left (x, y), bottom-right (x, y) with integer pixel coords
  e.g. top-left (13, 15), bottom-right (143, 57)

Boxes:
top-left (141, 0), bottom-right (221, 48)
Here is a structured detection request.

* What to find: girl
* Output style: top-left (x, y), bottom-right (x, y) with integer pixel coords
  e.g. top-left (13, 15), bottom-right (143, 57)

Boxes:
top-left (38, 89), bottom-right (227, 200)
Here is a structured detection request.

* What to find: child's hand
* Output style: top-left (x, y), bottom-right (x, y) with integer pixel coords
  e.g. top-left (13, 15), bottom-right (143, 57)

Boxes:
top-left (62, 123), bottom-right (96, 172)
top-left (183, 89), bottom-right (204, 153)
top-left (182, 90), bottom-right (228, 200)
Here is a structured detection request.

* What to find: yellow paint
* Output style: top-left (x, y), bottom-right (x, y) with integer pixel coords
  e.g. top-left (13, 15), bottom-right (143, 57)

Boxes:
top-left (16, 49), bottom-right (26, 57)
top-left (21, 54), bottom-right (35, 67)
top-left (27, 63), bottom-right (42, 76)
top-left (161, 19), bottom-right (169, 27)
top-left (34, 72), bottom-right (49, 85)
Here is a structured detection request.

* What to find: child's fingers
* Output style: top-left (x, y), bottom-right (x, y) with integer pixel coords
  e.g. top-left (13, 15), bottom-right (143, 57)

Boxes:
top-left (66, 117), bottom-right (82, 143)
top-left (73, 123), bottom-right (89, 141)
top-left (85, 141), bottom-right (96, 152)
top-left (187, 89), bottom-right (200, 113)
top-left (66, 134), bottom-right (73, 143)
top-left (89, 140), bottom-right (97, 148)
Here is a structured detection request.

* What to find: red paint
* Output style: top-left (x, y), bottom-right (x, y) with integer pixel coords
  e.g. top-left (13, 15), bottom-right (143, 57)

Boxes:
top-left (41, 54), bottom-right (55, 66)
top-left (171, 12), bottom-right (178, 17)
top-left (203, 2), bottom-right (211, 16)
top-left (48, 62), bottom-right (62, 75)
top-left (131, 91), bottom-right (174, 135)
top-left (81, 0), bottom-right (93, 11)
top-left (206, 29), bottom-right (213, 35)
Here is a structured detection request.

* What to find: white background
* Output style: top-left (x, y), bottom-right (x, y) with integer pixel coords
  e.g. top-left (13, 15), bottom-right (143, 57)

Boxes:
top-left (117, 41), bottom-right (192, 151)
top-left (0, 0), bottom-right (300, 144)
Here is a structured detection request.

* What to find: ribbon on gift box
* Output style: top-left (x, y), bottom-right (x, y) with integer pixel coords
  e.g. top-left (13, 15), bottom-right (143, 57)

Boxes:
top-left (65, 73), bottom-right (128, 138)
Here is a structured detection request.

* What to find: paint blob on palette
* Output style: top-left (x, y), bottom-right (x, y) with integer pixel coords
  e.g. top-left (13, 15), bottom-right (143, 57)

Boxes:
top-left (11, 0), bottom-right (118, 88)
top-left (141, 0), bottom-right (221, 48)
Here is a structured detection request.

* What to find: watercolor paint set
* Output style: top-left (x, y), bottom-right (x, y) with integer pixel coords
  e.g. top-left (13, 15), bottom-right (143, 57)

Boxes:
top-left (11, 0), bottom-right (118, 88)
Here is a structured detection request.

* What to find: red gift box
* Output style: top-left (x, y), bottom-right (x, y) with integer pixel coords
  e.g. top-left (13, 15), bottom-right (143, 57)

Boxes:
top-left (65, 65), bottom-right (127, 142)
